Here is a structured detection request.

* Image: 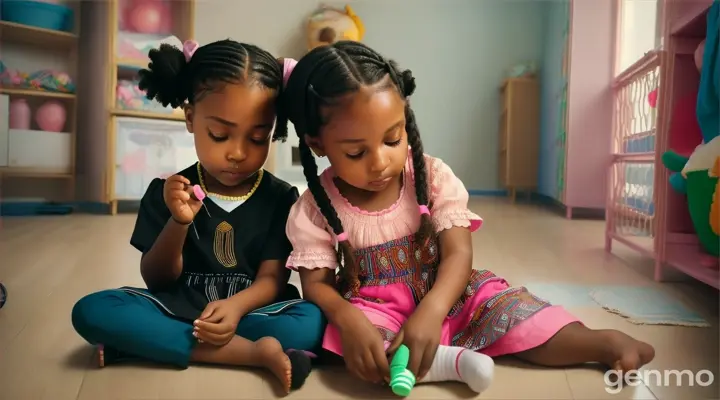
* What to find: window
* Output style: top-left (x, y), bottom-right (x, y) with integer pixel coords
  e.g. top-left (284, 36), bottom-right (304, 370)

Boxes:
top-left (617, 0), bottom-right (663, 74)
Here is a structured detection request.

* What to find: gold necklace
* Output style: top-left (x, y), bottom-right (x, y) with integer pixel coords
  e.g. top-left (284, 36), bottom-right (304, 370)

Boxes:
top-left (196, 162), bottom-right (264, 202)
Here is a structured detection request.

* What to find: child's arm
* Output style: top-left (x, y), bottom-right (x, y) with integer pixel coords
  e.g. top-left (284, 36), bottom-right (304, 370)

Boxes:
top-left (300, 263), bottom-right (391, 383)
top-left (139, 219), bottom-right (189, 289)
top-left (284, 194), bottom-right (355, 320)
top-left (226, 187), bottom-right (299, 314)
top-left (421, 227), bottom-right (473, 316)
top-left (286, 193), bottom-right (390, 382)
top-left (419, 156), bottom-right (482, 315)
top-left (300, 267), bottom-right (356, 325)
top-left (130, 176), bottom-right (189, 290)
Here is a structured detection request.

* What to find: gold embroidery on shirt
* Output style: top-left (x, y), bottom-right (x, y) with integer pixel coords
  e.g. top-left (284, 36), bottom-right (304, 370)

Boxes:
top-left (214, 221), bottom-right (237, 268)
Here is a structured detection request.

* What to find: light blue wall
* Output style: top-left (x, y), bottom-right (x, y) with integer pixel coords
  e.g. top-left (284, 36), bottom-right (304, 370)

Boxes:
top-left (538, 0), bottom-right (569, 199)
top-left (349, 0), bottom-right (548, 191)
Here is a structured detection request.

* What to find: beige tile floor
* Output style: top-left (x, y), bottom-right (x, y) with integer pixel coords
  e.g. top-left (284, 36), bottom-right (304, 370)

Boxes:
top-left (0, 198), bottom-right (717, 400)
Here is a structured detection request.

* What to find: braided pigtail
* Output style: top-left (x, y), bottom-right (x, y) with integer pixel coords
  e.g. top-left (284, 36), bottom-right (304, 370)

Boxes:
top-left (297, 140), bottom-right (359, 293)
top-left (273, 57), bottom-right (292, 142)
top-left (405, 106), bottom-right (434, 246)
top-left (386, 65), bottom-right (434, 245)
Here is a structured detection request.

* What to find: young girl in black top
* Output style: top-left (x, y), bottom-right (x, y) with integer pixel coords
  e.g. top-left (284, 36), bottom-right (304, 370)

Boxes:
top-left (71, 40), bottom-right (323, 393)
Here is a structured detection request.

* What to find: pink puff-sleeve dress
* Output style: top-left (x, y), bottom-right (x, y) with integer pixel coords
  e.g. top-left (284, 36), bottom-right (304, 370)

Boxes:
top-left (286, 153), bottom-right (579, 357)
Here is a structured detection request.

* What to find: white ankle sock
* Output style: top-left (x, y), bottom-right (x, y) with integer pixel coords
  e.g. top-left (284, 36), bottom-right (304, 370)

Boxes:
top-left (418, 345), bottom-right (494, 393)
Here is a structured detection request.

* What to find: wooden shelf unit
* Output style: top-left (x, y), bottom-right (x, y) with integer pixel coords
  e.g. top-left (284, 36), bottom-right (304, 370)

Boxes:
top-left (0, 12), bottom-right (80, 200)
top-left (606, 0), bottom-right (719, 290)
top-left (498, 78), bottom-right (540, 203)
top-left (76, 0), bottom-right (195, 214)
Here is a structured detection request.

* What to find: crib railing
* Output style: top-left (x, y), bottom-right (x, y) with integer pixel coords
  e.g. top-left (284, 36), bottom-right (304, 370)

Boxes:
top-left (606, 50), bottom-right (665, 259)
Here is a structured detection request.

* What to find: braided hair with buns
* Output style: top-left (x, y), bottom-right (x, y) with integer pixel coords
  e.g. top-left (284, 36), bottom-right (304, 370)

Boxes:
top-left (279, 41), bottom-right (434, 293)
top-left (138, 39), bottom-right (289, 142)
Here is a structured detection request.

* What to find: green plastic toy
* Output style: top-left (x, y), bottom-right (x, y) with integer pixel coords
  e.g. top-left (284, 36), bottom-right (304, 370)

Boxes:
top-left (389, 345), bottom-right (416, 397)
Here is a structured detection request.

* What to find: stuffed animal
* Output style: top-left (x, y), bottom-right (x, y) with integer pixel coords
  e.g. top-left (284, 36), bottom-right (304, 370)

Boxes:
top-left (307, 5), bottom-right (364, 50)
top-left (664, 135), bottom-right (720, 264)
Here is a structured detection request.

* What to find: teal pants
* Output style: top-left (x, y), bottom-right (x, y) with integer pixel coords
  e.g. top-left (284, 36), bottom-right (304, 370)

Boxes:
top-left (71, 289), bottom-right (325, 368)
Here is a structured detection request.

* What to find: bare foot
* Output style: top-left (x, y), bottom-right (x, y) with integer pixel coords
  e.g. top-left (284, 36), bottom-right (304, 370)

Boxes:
top-left (254, 337), bottom-right (293, 394)
top-left (599, 330), bottom-right (655, 372)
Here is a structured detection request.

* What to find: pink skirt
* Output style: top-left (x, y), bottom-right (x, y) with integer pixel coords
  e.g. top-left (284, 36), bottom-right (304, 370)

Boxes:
top-left (323, 274), bottom-right (580, 357)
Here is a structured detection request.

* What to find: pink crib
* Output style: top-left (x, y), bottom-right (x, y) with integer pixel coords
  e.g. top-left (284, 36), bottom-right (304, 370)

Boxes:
top-left (606, 0), bottom-right (719, 289)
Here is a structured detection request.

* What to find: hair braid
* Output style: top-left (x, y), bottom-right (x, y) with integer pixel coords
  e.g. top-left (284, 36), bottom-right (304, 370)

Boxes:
top-left (404, 106), bottom-right (434, 245)
top-left (298, 139), bottom-right (358, 290)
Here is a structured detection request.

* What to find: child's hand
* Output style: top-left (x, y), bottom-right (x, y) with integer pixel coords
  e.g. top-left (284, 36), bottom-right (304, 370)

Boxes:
top-left (387, 305), bottom-right (445, 380)
top-left (193, 299), bottom-right (244, 346)
top-left (337, 305), bottom-right (390, 384)
top-left (163, 175), bottom-right (203, 225)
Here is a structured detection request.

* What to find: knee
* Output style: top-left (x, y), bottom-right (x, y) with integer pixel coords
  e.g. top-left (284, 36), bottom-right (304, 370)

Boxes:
top-left (71, 291), bottom-right (117, 341)
top-left (289, 302), bottom-right (327, 347)
top-left (294, 301), bottom-right (327, 328)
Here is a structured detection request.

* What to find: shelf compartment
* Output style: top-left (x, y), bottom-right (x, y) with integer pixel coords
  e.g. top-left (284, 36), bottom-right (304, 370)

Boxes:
top-left (5, 129), bottom-right (73, 172)
top-left (611, 51), bottom-right (661, 155)
top-left (112, 117), bottom-right (195, 200)
top-left (115, 57), bottom-right (148, 70)
top-left (0, 20), bottom-right (77, 48)
top-left (664, 236), bottom-right (720, 289)
top-left (0, 88), bottom-right (75, 99)
top-left (0, 167), bottom-right (73, 178)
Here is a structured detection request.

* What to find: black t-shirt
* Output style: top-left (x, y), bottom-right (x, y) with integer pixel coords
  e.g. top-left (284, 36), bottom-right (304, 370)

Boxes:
top-left (126, 164), bottom-right (299, 321)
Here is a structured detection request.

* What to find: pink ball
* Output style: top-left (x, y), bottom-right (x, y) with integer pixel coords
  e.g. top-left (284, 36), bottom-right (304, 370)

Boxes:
top-left (129, 2), bottom-right (165, 34)
top-left (647, 88), bottom-right (658, 108)
top-left (36, 101), bottom-right (67, 132)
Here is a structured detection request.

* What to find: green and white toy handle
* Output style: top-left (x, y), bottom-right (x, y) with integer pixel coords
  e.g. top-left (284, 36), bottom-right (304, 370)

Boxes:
top-left (389, 344), bottom-right (416, 397)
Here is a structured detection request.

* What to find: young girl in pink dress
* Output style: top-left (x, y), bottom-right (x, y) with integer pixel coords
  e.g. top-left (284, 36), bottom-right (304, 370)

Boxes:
top-left (279, 41), bottom-right (655, 393)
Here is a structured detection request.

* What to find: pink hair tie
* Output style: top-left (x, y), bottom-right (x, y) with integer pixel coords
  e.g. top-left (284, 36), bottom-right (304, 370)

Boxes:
top-left (183, 40), bottom-right (200, 62)
top-left (283, 58), bottom-right (298, 88)
top-left (418, 205), bottom-right (430, 216)
top-left (336, 232), bottom-right (348, 242)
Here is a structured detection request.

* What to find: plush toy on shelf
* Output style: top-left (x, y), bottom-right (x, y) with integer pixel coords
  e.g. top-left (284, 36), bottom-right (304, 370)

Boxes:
top-left (710, 157), bottom-right (720, 236)
top-left (0, 60), bottom-right (76, 94)
top-left (662, 40), bottom-right (710, 195)
top-left (661, 32), bottom-right (720, 268)
top-left (664, 135), bottom-right (720, 267)
top-left (307, 5), bottom-right (364, 51)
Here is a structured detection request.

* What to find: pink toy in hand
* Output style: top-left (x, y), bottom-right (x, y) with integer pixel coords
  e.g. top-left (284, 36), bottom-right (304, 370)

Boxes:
top-left (35, 101), bottom-right (67, 132)
top-left (193, 184), bottom-right (206, 201)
